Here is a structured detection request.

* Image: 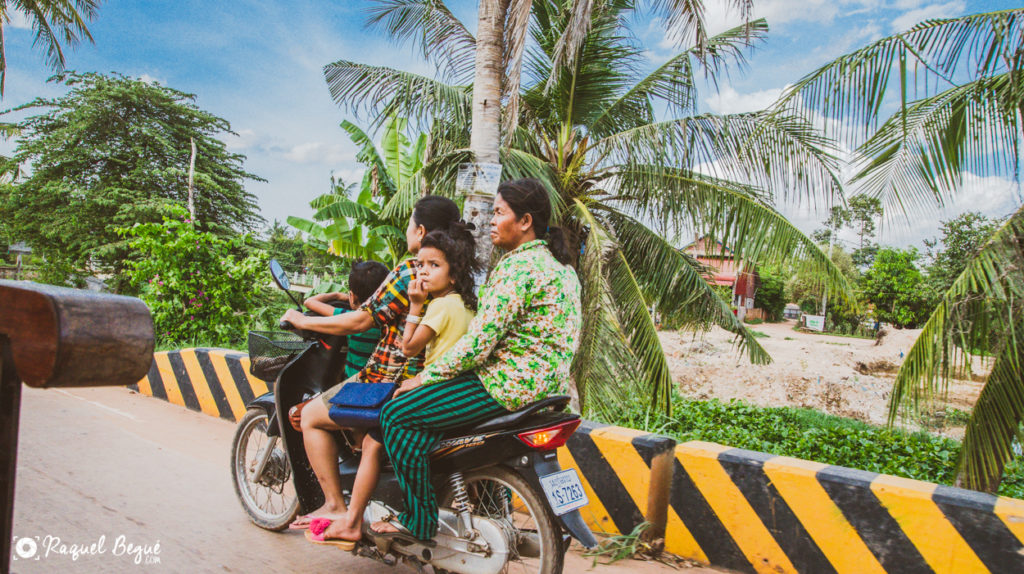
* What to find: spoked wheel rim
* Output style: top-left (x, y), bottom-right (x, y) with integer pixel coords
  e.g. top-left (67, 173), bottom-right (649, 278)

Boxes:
top-left (441, 468), bottom-right (562, 574)
top-left (233, 411), bottom-right (298, 525)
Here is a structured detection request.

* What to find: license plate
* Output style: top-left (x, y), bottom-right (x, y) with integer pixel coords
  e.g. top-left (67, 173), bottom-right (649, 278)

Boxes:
top-left (539, 469), bottom-right (588, 516)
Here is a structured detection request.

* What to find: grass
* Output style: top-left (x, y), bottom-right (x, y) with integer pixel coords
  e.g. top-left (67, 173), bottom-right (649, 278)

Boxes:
top-left (750, 329), bottom-right (770, 338)
top-left (791, 323), bottom-right (875, 340)
top-left (155, 339), bottom-right (245, 352)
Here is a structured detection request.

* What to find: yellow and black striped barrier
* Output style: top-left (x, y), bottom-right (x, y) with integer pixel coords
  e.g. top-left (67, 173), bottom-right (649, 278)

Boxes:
top-left (666, 441), bottom-right (1024, 573)
top-left (558, 421), bottom-right (676, 537)
top-left (132, 349), bottom-right (269, 422)
top-left (136, 349), bottom-right (1024, 572)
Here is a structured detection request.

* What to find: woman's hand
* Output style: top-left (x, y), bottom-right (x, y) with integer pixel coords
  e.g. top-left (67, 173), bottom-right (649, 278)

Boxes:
top-left (394, 375), bottom-right (423, 398)
top-left (408, 278), bottom-right (427, 306)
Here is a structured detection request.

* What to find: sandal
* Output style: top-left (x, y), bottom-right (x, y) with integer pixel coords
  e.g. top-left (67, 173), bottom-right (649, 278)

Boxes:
top-left (368, 513), bottom-right (436, 547)
top-left (305, 527), bottom-right (356, 551)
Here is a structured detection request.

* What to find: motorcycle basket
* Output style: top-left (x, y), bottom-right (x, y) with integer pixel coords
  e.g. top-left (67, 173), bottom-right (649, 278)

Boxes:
top-left (247, 330), bottom-right (310, 383)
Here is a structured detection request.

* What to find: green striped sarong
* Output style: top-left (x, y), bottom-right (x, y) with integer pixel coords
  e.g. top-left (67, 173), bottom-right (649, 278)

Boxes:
top-left (379, 372), bottom-right (508, 540)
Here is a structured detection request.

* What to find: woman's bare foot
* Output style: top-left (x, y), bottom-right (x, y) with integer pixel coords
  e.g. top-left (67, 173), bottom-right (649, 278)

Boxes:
top-left (321, 518), bottom-right (362, 542)
top-left (369, 520), bottom-right (400, 534)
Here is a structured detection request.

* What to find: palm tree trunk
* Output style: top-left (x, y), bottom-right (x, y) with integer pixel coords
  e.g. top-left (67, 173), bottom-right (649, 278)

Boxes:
top-left (461, 0), bottom-right (508, 268)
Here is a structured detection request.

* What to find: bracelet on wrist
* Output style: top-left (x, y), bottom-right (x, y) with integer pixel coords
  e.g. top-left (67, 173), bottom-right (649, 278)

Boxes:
top-left (406, 314), bottom-right (422, 325)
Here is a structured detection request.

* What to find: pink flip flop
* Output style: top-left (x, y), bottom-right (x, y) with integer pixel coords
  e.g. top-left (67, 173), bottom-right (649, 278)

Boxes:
top-left (305, 520), bottom-right (356, 551)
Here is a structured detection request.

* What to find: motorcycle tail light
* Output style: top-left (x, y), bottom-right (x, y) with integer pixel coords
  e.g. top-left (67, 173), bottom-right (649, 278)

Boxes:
top-left (516, 419), bottom-right (581, 450)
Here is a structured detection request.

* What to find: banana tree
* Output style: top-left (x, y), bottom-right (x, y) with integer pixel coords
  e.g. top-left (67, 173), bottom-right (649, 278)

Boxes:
top-left (287, 116), bottom-right (427, 268)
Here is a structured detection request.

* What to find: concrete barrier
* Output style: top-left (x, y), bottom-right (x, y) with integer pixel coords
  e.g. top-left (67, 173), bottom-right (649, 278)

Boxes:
top-left (666, 442), bottom-right (1024, 573)
top-left (132, 348), bottom-right (268, 422)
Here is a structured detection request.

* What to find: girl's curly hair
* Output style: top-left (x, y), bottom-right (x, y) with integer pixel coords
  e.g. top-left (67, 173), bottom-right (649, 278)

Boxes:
top-left (419, 221), bottom-right (482, 311)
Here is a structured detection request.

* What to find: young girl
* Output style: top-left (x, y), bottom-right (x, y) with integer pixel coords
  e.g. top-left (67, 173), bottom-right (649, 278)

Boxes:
top-left (306, 222), bottom-right (479, 548)
top-left (401, 225), bottom-right (480, 366)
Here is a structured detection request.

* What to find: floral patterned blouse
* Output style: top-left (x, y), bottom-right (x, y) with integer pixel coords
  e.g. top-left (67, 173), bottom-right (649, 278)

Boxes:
top-left (419, 239), bottom-right (582, 410)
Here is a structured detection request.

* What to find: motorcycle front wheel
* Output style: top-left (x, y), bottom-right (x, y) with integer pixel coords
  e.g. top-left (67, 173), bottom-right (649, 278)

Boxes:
top-left (439, 466), bottom-right (564, 574)
top-left (231, 408), bottom-right (299, 530)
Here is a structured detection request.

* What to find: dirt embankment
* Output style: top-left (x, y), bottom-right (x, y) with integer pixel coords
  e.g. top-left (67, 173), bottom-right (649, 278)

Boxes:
top-left (660, 320), bottom-right (986, 438)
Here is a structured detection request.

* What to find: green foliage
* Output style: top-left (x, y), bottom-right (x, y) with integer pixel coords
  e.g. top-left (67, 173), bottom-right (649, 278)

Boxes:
top-left (0, 1), bottom-right (100, 96)
top-left (0, 72), bottom-right (262, 291)
top-left (754, 266), bottom-right (787, 321)
top-left (924, 212), bottom-right (1000, 296)
top-left (289, 117), bottom-right (425, 268)
top-left (861, 247), bottom-right (933, 328)
top-left (123, 205), bottom-right (266, 347)
top-left (600, 393), bottom-right (1024, 499)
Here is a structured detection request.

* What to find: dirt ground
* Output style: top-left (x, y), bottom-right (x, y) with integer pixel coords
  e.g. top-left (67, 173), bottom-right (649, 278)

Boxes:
top-left (660, 320), bottom-right (987, 439)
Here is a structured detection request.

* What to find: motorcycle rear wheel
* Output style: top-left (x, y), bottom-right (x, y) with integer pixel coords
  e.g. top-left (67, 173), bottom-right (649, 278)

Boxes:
top-left (231, 408), bottom-right (299, 530)
top-left (439, 466), bottom-right (564, 574)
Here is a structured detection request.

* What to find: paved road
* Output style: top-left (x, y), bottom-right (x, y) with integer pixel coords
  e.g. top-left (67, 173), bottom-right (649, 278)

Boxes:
top-left (9, 386), bottom-right (723, 573)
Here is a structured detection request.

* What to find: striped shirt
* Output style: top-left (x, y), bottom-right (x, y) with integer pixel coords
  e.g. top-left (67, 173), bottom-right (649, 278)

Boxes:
top-left (333, 308), bottom-right (383, 380)
top-left (357, 259), bottom-right (424, 382)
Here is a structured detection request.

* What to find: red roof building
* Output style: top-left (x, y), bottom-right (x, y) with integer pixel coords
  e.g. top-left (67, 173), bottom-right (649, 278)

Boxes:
top-left (683, 236), bottom-right (761, 320)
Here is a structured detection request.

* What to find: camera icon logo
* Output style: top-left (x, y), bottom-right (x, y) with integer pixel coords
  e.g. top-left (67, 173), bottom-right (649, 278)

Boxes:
top-left (14, 536), bottom-right (38, 560)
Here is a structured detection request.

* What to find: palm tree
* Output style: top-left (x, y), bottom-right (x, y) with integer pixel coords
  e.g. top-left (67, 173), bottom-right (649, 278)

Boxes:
top-left (0, 0), bottom-right (100, 96)
top-left (772, 8), bottom-right (1024, 492)
top-left (288, 116), bottom-right (428, 268)
top-left (325, 0), bottom-right (853, 418)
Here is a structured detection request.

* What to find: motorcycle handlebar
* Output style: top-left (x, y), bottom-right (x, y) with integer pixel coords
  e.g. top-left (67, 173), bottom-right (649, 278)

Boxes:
top-left (279, 320), bottom-right (294, 331)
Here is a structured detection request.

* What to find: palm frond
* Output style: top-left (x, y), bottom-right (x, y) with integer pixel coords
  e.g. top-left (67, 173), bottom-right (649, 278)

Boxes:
top-left (957, 321), bottom-right (1024, 491)
top-left (324, 60), bottom-right (471, 128)
top-left (593, 203), bottom-right (772, 366)
top-left (588, 19), bottom-right (769, 138)
top-left (314, 196), bottom-right (382, 224)
top-left (502, 0), bottom-right (534, 139)
top-left (364, 0), bottom-right (476, 84)
top-left (341, 119), bottom-right (395, 192)
top-left (595, 111), bottom-right (843, 207)
top-left (850, 72), bottom-right (1021, 216)
top-left (890, 205), bottom-right (1024, 420)
top-left (773, 9), bottom-right (1024, 142)
top-left (571, 204), bottom-right (646, 417)
top-left (286, 215), bottom-right (328, 242)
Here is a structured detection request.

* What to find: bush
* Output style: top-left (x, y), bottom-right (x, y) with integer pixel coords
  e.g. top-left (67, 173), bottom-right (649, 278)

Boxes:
top-left (123, 205), bottom-right (267, 347)
top-left (596, 394), bottom-right (1024, 499)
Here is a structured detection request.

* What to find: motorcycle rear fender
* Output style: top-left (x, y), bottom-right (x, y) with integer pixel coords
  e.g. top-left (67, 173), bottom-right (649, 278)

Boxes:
top-left (509, 451), bottom-right (599, 549)
top-left (247, 391), bottom-right (280, 437)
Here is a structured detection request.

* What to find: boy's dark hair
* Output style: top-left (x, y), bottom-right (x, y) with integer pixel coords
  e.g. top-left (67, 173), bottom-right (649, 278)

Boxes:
top-left (349, 260), bottom-right (390, 303)
top-left (420, 222), bottom-right (482, 311)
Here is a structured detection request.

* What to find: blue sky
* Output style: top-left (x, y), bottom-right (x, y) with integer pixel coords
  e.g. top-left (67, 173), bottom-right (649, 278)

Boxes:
top-left (1, 0), bottom-right (1019, 250)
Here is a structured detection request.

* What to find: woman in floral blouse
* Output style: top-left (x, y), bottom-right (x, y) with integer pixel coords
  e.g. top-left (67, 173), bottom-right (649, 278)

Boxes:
top-left (371, 178), bottom-right (582, 541)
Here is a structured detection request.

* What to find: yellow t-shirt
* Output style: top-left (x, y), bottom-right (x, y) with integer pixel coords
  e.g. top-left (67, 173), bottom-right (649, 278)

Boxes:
top-left (421, 293), bottom-right (475, 366)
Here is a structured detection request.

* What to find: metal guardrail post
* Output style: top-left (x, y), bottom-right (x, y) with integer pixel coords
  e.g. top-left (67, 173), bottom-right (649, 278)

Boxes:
top-left (0, 280), bottom-right (153, 573)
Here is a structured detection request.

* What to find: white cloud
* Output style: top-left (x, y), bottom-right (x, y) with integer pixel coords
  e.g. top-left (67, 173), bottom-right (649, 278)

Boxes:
top-left (226, 128), bottom-right (260, 152)
top-left (138, 73), bottom-right (166, 85)
top-left (890, 1), bottom-right (966, 32)
top-left (6, 11), bottom-right (32, 30)
top-left (282, 142), bottom-right (352, 164)
top-left (705, 85), bottom-right (785, 114)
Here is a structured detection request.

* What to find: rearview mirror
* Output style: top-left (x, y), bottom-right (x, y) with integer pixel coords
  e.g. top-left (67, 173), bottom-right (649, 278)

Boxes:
top-left (269, 259), bottom-right (290, 291)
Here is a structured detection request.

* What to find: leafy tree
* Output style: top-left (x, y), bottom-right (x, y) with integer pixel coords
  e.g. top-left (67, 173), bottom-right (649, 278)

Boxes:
top-left (786, 246), bottom-right (860, 333)
top-left (753, 266), bottom-right (787, 322)
top-left (811, 205), bottom-right (851, 245)
top-left (288, 117), bottom-right (423, 268)
top-left (0, 1), bottom-right (100, 95)
top-left (860, 248), bottom-right (931, 328)
top-left (924, 212), bottom-right (1000, 295)
top-left (849, 195), bottom-right (883, 248)
top-left (328, 1), bottom-right (852, 417)
top-left (773, 7), bottom-right (1024, 491)
top-left (123, 205), bottom-right (266, 347)
top-left (0, 72), bottom-right (262, 291)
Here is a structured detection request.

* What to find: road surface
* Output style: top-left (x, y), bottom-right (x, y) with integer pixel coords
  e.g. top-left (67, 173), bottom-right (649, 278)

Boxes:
top-left (9, 385), bottom-right (723, 573)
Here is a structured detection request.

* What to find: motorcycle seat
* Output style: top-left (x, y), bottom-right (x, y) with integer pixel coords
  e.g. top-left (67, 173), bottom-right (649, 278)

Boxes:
top-left (466, 394), bottom-right (572, 434)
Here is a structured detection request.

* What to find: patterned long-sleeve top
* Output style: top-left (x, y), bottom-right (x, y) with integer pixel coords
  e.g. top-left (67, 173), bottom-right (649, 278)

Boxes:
top-left (419, 240), bottom-right (582, 410)
top-left (357, 259), bottom-right (424, 382)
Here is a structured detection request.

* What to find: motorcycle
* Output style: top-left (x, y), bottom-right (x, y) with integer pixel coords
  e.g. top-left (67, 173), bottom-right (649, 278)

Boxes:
top-left (230, 259), bottom-right (597, 574)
